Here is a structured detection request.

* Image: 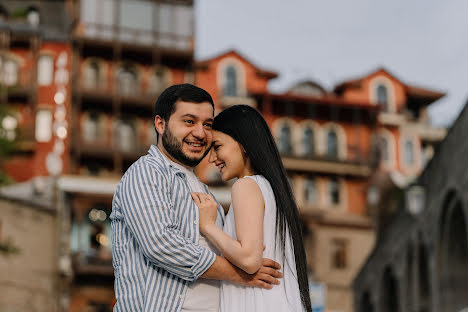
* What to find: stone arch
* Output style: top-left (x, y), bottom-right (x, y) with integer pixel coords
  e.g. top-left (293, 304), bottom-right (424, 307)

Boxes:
top-left (418, 241), bottom-right (431, 312)
top-left (436, 190), bottom-right (468, 311)
top-left (406, 243), bottom-right (415, 311)
top-left (360, 291), bottom-right (374, 312)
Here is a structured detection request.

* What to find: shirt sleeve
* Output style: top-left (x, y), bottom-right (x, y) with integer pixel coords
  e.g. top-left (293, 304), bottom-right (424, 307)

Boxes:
top-left (120, 162), bottom-right (216, 282)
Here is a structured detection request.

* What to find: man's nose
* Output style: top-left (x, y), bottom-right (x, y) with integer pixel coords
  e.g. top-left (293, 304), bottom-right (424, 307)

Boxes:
top-left (192, 123), bottom-right (206, 139)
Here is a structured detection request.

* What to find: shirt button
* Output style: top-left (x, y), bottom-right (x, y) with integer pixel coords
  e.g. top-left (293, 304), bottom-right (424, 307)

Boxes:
top-left (194, 220), bottom-right (198, 225)
top-left (180, 294), bottom-right (185, 299)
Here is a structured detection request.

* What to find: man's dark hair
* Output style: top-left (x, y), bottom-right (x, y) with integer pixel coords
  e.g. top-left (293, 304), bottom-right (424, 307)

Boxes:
top-left (154, 84), bottom-right (214, 123)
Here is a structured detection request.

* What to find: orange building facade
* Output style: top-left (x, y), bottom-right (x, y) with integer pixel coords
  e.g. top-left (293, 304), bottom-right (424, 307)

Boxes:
top-left (194, 50), bottom-right (446, 312)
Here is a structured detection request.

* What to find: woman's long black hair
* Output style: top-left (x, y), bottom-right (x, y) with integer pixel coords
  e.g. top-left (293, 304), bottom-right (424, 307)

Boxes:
top-left (213, 105), bottom-right (312, 312)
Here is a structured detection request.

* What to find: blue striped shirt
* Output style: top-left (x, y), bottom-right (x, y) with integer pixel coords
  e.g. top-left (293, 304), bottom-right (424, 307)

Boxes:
top-left (111, 145), bottom-right (225, 311)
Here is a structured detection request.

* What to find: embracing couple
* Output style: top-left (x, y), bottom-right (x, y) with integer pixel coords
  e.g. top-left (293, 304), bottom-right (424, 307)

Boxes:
top-left (111, 84), bottom-right (312, 312)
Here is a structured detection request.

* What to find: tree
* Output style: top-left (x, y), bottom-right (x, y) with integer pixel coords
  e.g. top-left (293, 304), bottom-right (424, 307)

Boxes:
top-left (0, 106), bottom-right (18, 185)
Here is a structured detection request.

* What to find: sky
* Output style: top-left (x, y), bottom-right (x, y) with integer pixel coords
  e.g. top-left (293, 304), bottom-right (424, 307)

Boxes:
top-left (195, 0), bottom-right (468, 127)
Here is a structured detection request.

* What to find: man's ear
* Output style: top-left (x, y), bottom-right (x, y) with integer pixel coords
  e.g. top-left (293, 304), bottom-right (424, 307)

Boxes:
top-left (154, 115), bottom-right (165, 137)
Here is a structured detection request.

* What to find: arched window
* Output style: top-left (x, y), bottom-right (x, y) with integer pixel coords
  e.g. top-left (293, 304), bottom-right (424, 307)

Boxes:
top-left (330, 239), bottom-right (347, 269)
top-left (38, 55), bottom-right (53, 86)
top-left (326, 129), bottom-right (338, 158)
top-left (116, 65), bottom-right (138, 96)
top-left (302, 126), bottom-right (315, 156)
top-left (27, 6), bottom-right (40, 27)
top-left (376, 84), bottom-right (389, 112)
top-left (0, 57), bottom-right (18, 86)
top-left (329, 178), bottom-right (340, 205)
top-left (223, 65), bottom-right (238, 97)
top-left (115, 119), bottom-right (136, 152)
top-left (83, 112), bottom-right (103, 142)
top-left (149, 67), bottom-right (170, 95)
top-left (278, 123), bottom-right (293, 155)
top-left (304, 177), bottom-right (317, 205)
top-left (83, 60), bottom-right (100, 90)
top-left (0, 5), bottom-right (8, 21)
top-left (404, 139), bottom-right (415, 165)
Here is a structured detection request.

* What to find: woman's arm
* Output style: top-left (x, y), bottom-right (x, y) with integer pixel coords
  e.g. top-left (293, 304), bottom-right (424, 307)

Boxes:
top-left (193, 178), bottom-right (265, 274)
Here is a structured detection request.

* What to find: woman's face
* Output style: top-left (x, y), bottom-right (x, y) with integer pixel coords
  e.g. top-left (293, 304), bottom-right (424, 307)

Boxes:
top-left (208, 130), bottom-right (253, 181)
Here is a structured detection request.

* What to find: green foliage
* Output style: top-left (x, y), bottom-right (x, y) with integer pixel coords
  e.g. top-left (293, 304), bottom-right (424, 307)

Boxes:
top-left (0, 106), bottom-right (18, 186)
top-left (10, 8), bottom-right (29, 19)
top-left (0, 237), bottom-right (20, 256)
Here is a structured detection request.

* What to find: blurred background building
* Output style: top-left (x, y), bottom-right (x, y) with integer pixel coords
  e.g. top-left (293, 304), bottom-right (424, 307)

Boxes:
top-left (354, 100), bottom-right (468, 312)
top-left (0, 1), bottom-right (458, 312)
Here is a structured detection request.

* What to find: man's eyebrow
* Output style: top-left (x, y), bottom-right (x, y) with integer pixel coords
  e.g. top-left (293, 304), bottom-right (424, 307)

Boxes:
top-left (180, 114), bottom-right (213, 123)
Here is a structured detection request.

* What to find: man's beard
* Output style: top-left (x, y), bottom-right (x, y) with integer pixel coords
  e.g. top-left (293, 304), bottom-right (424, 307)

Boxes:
top-left (161, 126), bottom-right (209, 167)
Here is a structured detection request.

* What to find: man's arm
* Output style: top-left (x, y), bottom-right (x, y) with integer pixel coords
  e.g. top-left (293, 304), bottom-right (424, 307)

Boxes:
top-left (201, 256), bottom-right (283, 289)
top-left (120, 162), bottom-right (216, 282)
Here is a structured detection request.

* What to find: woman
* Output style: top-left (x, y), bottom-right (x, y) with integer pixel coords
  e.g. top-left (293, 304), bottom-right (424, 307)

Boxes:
top-left (191, 105), bottom-right (312, 312)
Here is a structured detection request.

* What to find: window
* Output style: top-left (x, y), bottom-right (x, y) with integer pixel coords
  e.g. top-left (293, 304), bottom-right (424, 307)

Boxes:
top-left (27, 7), bottom-right (40, 27)
top-left (80, 0), bottom-right (193, 48)
top-left (326, 129), bottom-right (338, 158)
top-left (304, 177), bottom-right (317, 205)
top-left (115, 119), bottom-right (136, 152)
top-left (223, 65), bottom-right (238, 97)
top-left (379, 136), bottom-right (389, 162)
top-left (35, 110), bottom-right (52, 142)
top-left (0, 58), bottom-right (18, 87)
top-left (376, 84), bottom-right (389, 111)
top-left (329, 178), bottom-right (340, 205)
top-left (302, 126), bottom-right (315, 156)
top-left (116, 65), bottom-right (138, 96)
top-left (149, 67), bottom-right (170, 95)
top-left (1, 115), bottom-right (18, 141)
top-left (330, 239), bottom-right (347, 269)
top-left (70, 204), bottom-right (112, 264)
top-left (83, 60), bottom-right (100, 89)
top-left (404, 139), bottom-right (415, 165)
top-left (38, 55), bottom-right (53, 86)
top-left (83, 112), bottom-right (103, 142)
top-left (278, 123), bottom-right (293, 154)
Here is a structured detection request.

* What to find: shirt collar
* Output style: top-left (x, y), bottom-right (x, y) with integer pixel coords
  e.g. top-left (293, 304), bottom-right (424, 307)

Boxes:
top-left (148, 145), bottom-right (189, 177)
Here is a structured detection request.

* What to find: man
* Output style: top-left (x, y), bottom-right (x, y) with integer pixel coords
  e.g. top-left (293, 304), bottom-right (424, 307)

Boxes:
top-left (111, 84), bottom-right (282, 311)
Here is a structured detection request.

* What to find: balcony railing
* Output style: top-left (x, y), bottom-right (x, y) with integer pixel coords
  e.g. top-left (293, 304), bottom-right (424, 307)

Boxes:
top-left (72, 251), bottom-right (113, 276)
top-left (281, 154), bottom-right (372, 177)
top-left (0, 71), bottom-right (34, 101)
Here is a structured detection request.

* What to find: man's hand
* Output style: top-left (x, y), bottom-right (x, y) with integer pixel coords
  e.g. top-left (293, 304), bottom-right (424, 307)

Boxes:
top-left (236, 258), bottom-right (283, 289)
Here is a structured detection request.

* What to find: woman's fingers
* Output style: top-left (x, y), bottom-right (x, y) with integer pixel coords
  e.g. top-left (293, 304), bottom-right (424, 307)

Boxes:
top-left (191, 192), bottom-right (202, 203)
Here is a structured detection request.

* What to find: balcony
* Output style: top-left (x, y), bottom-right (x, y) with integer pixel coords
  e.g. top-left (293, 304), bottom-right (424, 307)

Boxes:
top-left (281, 154), bottom-right (372, 177)
top-left (73, 0), bottom-right (194, 58)
top-left (219, 95), bottom-right (257, 109)
top-left (0, 71), bottom-right (34, 103)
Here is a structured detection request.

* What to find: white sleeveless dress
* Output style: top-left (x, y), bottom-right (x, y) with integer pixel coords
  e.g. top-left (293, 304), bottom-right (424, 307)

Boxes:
top-left (220, 175), bottom-right (305, 312)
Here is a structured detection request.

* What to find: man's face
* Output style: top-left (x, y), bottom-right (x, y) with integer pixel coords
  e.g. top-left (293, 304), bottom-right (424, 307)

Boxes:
top-left (158, 100), bottom-right (214, 167)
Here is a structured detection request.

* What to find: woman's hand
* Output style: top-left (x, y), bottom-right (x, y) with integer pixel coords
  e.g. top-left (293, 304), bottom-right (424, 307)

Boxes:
top-left (191, 192), bottom-right (218, 234)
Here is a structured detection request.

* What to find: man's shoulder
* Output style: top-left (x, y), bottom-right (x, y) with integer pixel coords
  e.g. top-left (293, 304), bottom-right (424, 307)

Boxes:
top-left (118, 154), bottom-right (171, 188)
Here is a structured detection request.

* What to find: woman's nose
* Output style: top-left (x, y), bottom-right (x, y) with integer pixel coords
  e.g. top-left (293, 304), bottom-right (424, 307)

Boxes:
top-left (208, 149), bottom-right (216, 163)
